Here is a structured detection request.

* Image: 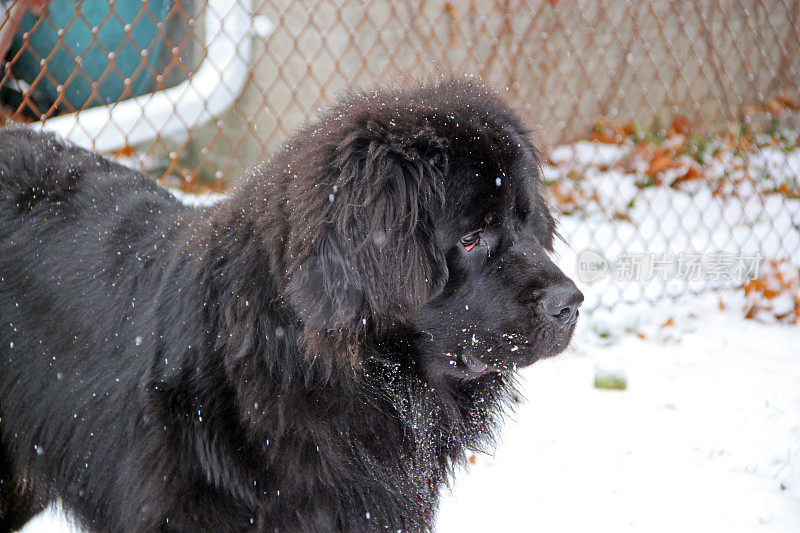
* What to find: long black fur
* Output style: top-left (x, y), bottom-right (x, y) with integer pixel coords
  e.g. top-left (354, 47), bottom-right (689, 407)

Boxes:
top-left (0, 78), bottom-right (580, 532)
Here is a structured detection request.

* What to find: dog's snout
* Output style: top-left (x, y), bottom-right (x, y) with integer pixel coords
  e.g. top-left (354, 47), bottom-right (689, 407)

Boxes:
top-left (541, 281), bottom-right (584, 322)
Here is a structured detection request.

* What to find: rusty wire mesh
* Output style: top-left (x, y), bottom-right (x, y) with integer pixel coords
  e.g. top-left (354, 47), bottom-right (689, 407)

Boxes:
top-left (1, 0), bottom-right (799, 311)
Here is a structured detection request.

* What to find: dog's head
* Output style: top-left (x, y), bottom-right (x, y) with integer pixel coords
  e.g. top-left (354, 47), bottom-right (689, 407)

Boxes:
top-left (282, 78), bottom-right (582, 378)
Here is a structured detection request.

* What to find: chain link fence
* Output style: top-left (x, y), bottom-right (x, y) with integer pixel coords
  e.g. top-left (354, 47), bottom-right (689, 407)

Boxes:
top-left (2, 0), bottom-right (799, 310)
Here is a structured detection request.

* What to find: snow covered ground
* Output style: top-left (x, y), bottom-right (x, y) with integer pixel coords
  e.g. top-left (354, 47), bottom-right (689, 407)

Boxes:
top-left (542, 139), bottom-right (800, 310)
top-left (22, 289), bottom-right (800, 532)
top-left (438, 291), bottom-right (800, 533)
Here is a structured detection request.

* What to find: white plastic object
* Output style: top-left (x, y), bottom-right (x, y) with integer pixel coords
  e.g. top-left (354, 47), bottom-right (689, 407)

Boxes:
top-left (36, 0), bottom-right (265, 153)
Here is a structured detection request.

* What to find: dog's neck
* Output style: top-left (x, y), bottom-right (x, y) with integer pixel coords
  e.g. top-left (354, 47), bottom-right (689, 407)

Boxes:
top-left (155, 200), bottom-right (515, 529)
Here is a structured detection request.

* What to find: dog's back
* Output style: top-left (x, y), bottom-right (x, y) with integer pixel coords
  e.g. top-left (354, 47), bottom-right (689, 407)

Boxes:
top-left (0, 128), bottom-right (192, 529)
top-left (0, 128), bottom-right (189, 350)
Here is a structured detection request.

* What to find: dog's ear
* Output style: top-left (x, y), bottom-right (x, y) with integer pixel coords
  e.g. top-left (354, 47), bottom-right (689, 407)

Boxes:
top-left (288, 126), bottom-right (448, 335)
top-left (516, 133), bottom-right (556, 252)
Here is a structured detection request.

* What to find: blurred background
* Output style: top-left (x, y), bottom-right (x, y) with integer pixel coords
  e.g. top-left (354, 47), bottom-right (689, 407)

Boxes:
top-left (2, 0), bottom-right (798, 312)
top-left (3, 1), bottom-right (799, 532)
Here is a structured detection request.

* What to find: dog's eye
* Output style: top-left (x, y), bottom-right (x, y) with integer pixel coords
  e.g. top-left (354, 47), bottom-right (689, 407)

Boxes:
top-left (460, 231), bottom-right (481, 252)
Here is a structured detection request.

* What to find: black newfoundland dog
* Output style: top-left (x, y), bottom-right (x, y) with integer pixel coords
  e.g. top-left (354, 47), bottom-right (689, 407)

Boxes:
top-left (0, 78), bottom-right (582, 532)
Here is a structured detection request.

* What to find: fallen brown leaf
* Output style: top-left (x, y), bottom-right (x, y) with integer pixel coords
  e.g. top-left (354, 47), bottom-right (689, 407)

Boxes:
top-left (775, 95), bottom-right (798, 110)
top-left (669, 116), bottom-right (691, 135)
top-left (647, 150), bottom-right (674, 177)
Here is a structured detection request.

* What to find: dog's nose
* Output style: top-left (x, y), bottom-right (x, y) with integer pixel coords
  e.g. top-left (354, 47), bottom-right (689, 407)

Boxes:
top-left (541, 281), bottom-right (584, 322)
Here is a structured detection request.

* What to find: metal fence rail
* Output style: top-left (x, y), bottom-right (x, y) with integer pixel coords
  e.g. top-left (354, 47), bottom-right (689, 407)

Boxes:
top-left (2, 0), bottom-right (799, 310)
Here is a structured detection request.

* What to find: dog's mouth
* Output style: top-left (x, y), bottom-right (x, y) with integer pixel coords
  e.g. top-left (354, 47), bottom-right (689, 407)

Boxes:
top-left (456, 319), bottom-right (578, 377)
top-left (460, 352), bottom-right (495, 374)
